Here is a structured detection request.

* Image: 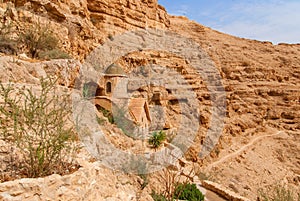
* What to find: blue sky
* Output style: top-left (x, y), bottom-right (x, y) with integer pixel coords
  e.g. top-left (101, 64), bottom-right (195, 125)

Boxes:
top-left (158, 0), bottom-right (300, 44)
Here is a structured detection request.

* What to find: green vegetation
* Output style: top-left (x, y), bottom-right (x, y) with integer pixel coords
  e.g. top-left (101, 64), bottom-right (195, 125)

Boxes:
top-left (151, 165), bottom-right (205, 201)
top-left (19, 22), bottom-right (58, 58)
top-left (174, 183), bottom-right (204, 201)
top-left (96, 106), bottom-right (114, 124)
top-left (148, 130), bottom-right (166, 149)
top-left (151, 183), bottom-right (204, 201)
top-left (258, 185), bottom-right (300, 201)
top-left (0, 77), bottom-right (78, 178)
top-left (0, 20), bottom-right (70, 59)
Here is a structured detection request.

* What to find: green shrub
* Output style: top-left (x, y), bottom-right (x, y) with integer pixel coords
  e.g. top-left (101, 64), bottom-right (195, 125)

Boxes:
top-left (151, 183), bottom-right (205, 201)
top-left (174, 183), bottom-right (205, 201)
top-left (148, 130), bottom-right (166, 149)
top-left (1, 21), bottom-right (68, 59)
top-left (0, 77), bottom-right (78, 178)
top-left (151, 165), bottom-right (204, 201)
top-left (19, 22), bottom-right (59, 58)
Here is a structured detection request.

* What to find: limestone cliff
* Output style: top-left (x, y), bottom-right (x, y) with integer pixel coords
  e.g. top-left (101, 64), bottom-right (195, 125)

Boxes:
top-left (0, 0), bottom-right (299, 200)
top-left (0, 0), bottom-right (169, 60)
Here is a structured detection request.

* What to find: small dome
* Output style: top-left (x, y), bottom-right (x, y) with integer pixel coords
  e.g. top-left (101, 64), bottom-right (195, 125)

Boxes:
top-left (104, 63), bottom-right (126, 76)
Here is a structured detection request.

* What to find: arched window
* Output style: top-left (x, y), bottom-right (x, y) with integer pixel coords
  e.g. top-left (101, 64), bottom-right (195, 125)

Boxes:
top-left (106, 82), bottom-right (112, 94)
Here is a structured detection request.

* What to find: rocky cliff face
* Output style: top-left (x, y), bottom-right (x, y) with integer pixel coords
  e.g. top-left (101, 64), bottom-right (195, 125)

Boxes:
top-left (0, 0), bottom-right (299, 200)
top-left (0, 0), bottom-right (169, 60)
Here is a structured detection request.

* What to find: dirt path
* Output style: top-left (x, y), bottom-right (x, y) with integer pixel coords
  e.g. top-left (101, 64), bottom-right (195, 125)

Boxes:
top-left (206, 130), bottom-right (284, 171)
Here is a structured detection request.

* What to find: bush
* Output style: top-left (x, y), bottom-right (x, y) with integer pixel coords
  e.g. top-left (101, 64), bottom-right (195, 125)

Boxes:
top-left (174, 183), bottom-right (205, 201)
top-left (0, 77), bottom-right (78, 178)
top-left (19, 22), bottom-right (59, 58)
top-left (0, 21), bottom-right (69, 59)
top-left (151, 182), bottom-right (205, 201)
top-left (151, 165), bottom-right (204, 201)
top-left (148, 130), bottom-right (166, 149)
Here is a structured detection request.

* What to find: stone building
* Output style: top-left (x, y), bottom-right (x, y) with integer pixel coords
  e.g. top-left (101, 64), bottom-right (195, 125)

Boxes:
top-left (94, 63), bottom-right (151, 137)
top-left (98, 63), bottom-right (129, 99)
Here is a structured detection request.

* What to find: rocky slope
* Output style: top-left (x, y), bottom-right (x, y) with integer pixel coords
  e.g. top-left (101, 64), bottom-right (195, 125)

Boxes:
top-left (114, 20), bottom-right (300, 198)
top-left (0, 0), bottom-right (299, 200)
top-left (169, 16), bottom-right (300, 199)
